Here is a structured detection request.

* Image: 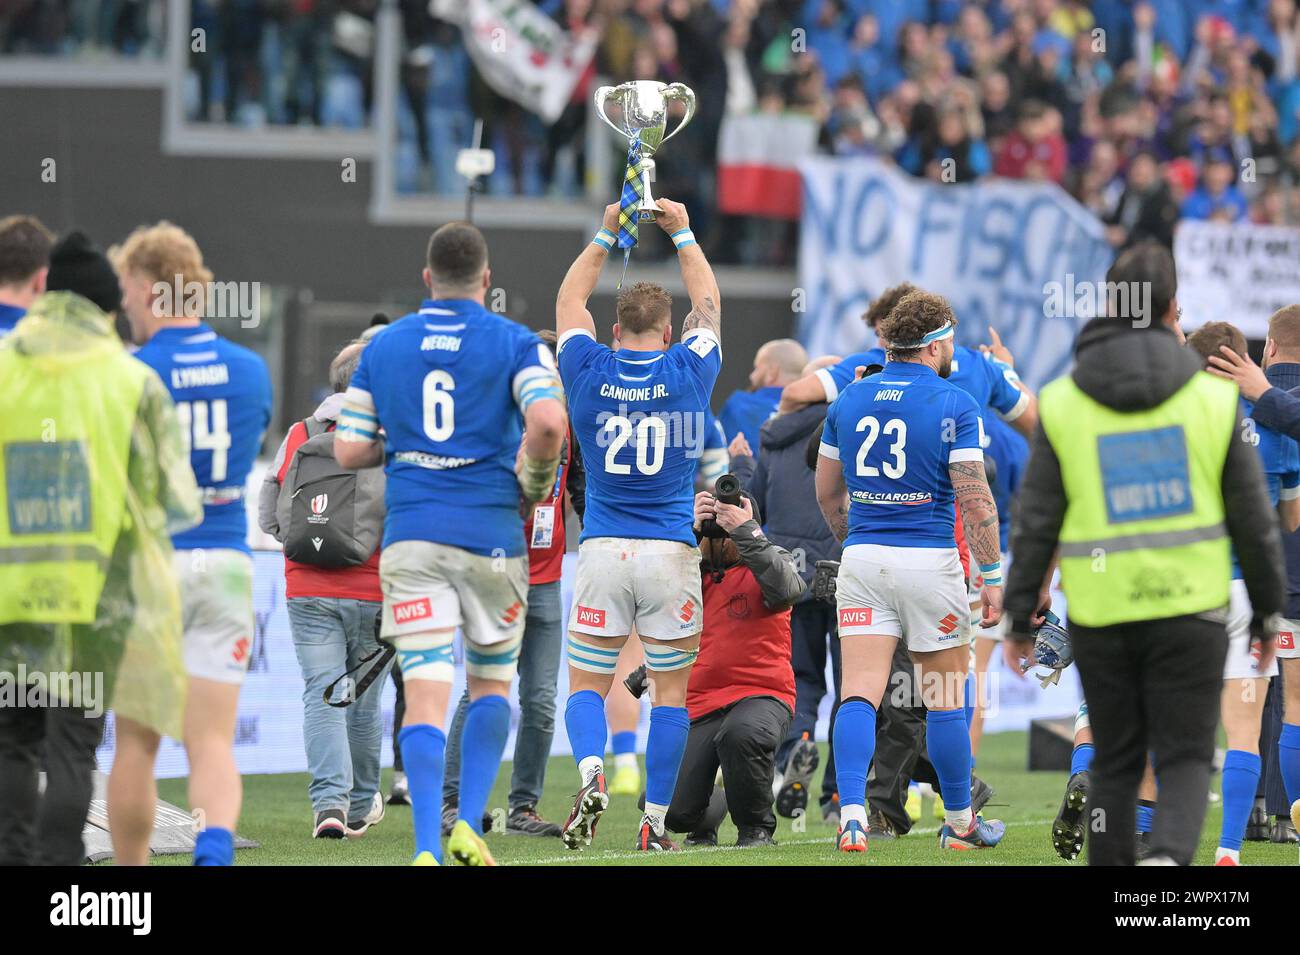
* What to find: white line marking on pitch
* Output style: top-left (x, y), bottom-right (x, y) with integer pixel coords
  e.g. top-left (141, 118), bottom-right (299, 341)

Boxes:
top-left (513, 817), bottom-right (1057, 865)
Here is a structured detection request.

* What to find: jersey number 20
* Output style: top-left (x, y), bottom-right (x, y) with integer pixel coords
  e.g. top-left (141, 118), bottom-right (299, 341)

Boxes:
top-left (603, 415), bottom-right (666, 475)
top-left (855, 416), bottom-right (906, 478)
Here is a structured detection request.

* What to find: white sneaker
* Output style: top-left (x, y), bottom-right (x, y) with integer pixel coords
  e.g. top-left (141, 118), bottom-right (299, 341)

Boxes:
top-left (346, 792), bottom-right (386, 838)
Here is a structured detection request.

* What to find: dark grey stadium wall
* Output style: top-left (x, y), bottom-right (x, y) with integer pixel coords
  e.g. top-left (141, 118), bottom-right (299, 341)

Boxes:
top-left (0, 85), bottom-right (794, 436)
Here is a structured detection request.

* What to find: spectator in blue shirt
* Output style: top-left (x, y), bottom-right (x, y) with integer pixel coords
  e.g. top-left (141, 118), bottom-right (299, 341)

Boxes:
top-left (899, 102), bottom-right (991, 181)
top-left (1181, 155), bottom-right (1250, 221)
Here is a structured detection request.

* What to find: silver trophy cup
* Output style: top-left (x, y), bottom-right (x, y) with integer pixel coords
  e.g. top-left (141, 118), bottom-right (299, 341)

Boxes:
top-left (594, 81), bottom-right (697, 221)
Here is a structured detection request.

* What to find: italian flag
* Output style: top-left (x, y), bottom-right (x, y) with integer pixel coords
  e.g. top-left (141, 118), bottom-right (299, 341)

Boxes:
top-left (716, 112), bottom-right (820, 220)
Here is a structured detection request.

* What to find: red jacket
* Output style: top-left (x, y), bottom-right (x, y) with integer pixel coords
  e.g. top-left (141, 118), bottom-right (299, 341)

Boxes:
top-left (994, 131), bottom-right (1067, 183)
top-left (687, 564), bottom-right (796, 720)
top-left (523, 438), bottom-right (571, 585)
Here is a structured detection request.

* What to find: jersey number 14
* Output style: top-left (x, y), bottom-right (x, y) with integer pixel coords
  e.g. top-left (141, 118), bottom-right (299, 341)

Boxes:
top-left (176, 399), bottom-right (232, 483)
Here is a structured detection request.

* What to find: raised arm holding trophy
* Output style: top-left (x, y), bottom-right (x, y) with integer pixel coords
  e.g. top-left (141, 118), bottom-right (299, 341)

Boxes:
top-left (594, 80), bottom-right (697, 284)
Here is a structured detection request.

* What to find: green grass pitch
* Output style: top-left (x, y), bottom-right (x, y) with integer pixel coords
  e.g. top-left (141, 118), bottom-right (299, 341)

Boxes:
top-left (150, 731), bottom-right (1297, 866)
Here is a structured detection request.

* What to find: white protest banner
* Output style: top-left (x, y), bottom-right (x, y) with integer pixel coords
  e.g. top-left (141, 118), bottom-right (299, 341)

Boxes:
top-left (798, 157), bottom-right (1113, 390)
top-left (1175, 220), bottom-right (1300, 339)
top-left (431, 0), bottom-right (596, 124)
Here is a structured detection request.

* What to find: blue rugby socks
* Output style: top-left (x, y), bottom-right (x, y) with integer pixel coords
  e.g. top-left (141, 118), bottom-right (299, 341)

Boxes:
top-left (1070, 742), bottom-right (1095, 776)
top-left (833, 698), bottom-right (877, 829)
top-left (193, 826), bottom-right (234, 866)
top-left (1218, 749), bottom-right (1261, 860)
top-left (458, 695), bottom-right (511, 834)
top-left (643, 705), bottom-right (690, 834)
top-left (1136, 799), bottom-right (1156, 835)
top-left (927, 707), bottom-right (973, 831)
top-left (565, 689), bottom-right (608, 783)
top-left (1280, 723), bottom-right (1300, 808)
top-left (399, 723), bottom-right (446, 863)
top-left (612, 729), bottom-right (638, 772)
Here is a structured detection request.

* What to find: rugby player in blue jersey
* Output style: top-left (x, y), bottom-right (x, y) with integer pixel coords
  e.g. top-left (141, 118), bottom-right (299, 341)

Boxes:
top-left (555, 199), bottom-right (723, 851)
top-left (779, 282), bottom-right (1038, 440)
top-left (335, 223), bottom-right (567, 866)
top-left (115, 222), bottom-right (272, 866)
top-left (815, 290), bottom-right (1007, 854)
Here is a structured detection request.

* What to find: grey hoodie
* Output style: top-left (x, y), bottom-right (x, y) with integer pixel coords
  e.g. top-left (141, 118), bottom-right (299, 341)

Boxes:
top-left (1005, 318), bottom-right (1286, 635)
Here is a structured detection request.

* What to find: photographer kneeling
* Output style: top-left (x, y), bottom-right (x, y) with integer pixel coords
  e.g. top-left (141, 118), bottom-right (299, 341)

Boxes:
top-left (630, 482), bottom-right (806, 847)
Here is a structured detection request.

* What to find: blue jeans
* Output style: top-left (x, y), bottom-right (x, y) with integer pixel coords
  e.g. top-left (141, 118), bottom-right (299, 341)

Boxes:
top-left (288, 596), bottom-right (389, 819)
top-left (444, 580), bottom-right (563, 810)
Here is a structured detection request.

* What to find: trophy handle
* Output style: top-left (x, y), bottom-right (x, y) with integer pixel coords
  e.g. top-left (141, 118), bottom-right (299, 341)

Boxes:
top-left (593, 85), bottom-right (627, 139)
top-left (659, 83), bottom-right (696, 146)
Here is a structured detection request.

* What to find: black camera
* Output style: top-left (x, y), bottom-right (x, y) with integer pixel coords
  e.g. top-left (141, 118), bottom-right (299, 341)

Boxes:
top-left (699, 472), bottom-right (743, 539)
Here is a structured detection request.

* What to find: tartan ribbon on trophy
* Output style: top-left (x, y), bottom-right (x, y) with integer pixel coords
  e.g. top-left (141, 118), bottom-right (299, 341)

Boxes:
top-left (617, 133), bottom-right (645, 251)
top-left (614, 134), bottom-right (645, 287)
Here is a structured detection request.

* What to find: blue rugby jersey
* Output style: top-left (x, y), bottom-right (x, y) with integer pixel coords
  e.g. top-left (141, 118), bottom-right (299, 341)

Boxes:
top-left (134, 323), bottom-right (272, 552)
top-left (339, 299), bottom-right (558, 557)
top-left (816, 344), bottom-right (1027, 428)
top-left (984, 415), bottom-right (1029, 552)
top-left (819, 360), bottom-right (984, 548)
top-left (718, 385), bottom-right (782, 454)
top-left (558, 326), bottom-right (722, 545)
top-left (1232, 395), bottom-right (1300, 581)
top-left (0, 303), bottom-right (25, 338)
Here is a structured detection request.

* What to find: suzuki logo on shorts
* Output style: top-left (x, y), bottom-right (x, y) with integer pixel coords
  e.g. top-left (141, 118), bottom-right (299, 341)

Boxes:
top-left (310, 494), bottom-right (328, 515)
top-left (393, 598), bottom-right (432, 624)
top-left (1279, 630), bottom-right (1296, 651)
top-left (501, 601), bottom-right (523, 627)
top-left (576, 606), bottom-right (606, 629)
top-left (937, 613), bottom-right (960, 636)
top-left (679, 598), bottom-right (696, 623)
top-left (231, 636), bottom-right (250, 664)
top-left (840, 607), bottom-right (872, 627)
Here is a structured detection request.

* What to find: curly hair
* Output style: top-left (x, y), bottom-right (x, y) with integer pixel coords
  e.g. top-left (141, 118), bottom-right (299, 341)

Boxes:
top-left (878, 290), bottom-right (957, 360)
top-left (861, 282), bottom-right (917, 330)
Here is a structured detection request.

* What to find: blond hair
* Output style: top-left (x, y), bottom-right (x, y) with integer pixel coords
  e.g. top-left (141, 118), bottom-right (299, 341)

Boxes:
top-left (110, 220), bottom-right (213, 292)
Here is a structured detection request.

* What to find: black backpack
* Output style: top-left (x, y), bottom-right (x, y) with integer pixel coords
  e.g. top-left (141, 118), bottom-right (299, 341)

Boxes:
top-left (276, 418), bottom-right (385, 568)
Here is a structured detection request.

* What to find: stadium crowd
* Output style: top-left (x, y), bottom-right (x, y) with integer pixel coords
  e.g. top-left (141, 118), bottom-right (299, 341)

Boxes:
top-left (3, 195), bottom-right (1300, 867)
top-left (8, 0), bottom-right (1300, 263)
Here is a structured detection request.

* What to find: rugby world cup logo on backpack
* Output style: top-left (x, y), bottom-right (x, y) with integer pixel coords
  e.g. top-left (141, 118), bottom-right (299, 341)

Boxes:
top-left (308, 493), bottom-right (329, 524)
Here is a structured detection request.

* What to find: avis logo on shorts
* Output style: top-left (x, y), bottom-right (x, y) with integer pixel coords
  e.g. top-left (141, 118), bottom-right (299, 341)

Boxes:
top-left (393, 598), bottom-right (432, 625)
top-left (840, 607), bottom-right (872, 627)
top-left (576, 606), bottom-right (606, 629)
top-left (1279, 630), bottom-right (1296, 651)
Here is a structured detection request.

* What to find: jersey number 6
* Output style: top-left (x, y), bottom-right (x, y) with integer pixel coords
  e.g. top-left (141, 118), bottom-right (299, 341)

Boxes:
top-left (422, 370), bottom-right (456, 442)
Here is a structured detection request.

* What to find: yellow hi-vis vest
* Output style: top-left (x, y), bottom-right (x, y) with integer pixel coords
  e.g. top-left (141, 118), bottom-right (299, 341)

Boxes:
top-left (0, 293), bottom-right (147, 624)
top-left (1040, 371), bottom-right (1237, 627)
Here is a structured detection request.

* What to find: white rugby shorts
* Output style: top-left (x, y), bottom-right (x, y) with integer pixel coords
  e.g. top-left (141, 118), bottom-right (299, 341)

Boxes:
top-left (568, 538), bottom-right (703, 641)
top-left (1224, 577), bottom-right (1279, 681)
top-left (835, 543), bottom-right (972, 652)
top-left (174, 548), bottom-right (255, 684)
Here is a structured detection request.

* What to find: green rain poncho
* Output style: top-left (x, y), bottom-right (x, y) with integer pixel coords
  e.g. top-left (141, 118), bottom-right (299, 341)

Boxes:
top-left (0, 291), bottom-right (201, 739)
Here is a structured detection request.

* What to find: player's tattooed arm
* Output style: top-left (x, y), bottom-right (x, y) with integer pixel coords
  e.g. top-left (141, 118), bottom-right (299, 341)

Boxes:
top-left (682, 293), bottom-right (721, 340)
top-left (815, 455), bottom-right (850, 543)
top-left (949, 459), bottom-right (1001, 570)
top-left (658, 198), bottom-right (722, 341)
